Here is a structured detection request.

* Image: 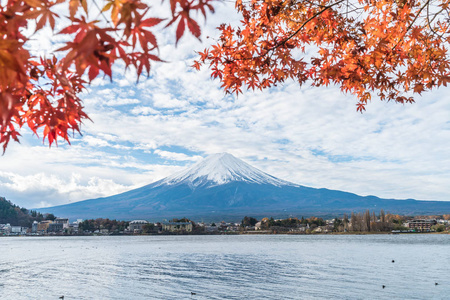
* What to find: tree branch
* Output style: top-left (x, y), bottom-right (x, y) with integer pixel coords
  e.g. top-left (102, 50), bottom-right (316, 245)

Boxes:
top-left (392, 0), bottom-right (430, 50)
top-left (267, 0), bottom-right (345, 53)
top-left (426, 0), bottom-right (440, 37)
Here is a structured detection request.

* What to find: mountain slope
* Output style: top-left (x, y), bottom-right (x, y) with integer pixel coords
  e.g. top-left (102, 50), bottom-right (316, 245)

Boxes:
top-left (39, 153), bottom-right (450, 221)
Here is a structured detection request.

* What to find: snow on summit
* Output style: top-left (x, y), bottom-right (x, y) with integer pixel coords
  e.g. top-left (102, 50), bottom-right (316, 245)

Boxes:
top-left (159, 153), bottom-right (293, 187)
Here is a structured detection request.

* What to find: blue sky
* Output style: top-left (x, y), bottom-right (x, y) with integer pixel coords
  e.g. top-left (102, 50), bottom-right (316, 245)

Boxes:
top-left (1, 1), bottom-right (450, 208)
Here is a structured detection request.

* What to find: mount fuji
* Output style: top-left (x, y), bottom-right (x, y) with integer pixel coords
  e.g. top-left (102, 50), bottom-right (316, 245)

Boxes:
top-left (39, 153), bottom-right (450, 221)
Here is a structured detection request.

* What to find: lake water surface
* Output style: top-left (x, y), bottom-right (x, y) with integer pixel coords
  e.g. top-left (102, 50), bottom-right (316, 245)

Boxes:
top-left (0, 234), bottom-right (448, 299)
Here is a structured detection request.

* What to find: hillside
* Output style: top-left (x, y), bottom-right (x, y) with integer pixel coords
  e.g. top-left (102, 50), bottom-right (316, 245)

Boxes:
top-left (0, 197), bottom-right (46, 227)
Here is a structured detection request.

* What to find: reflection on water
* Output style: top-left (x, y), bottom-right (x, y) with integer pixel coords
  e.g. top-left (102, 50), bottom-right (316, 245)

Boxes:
top-left (0, 234), bottom-right (448, 299)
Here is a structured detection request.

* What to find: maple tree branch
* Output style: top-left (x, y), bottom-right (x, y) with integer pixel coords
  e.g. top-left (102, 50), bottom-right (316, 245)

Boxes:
top-left (345, 6), bottom-right (364, 14)
top-left (346, 0), bottom-right (348, 18)
top-left (266, 0), bottom-right (345, 53)
top-left (91, 0), bottom-right (123, 40)
top-left (92, 0), bottom-right (111, 24)
top-left (302, 0), bottom-right (328, 8)
top-left (392, 0), bottom-right (430, 51)
top-left (426, 4), bottom-right (447, 38)
top-left (426, 1), bottom-right (440, 37)
top-left (226, 0), bottom-right (346, 63)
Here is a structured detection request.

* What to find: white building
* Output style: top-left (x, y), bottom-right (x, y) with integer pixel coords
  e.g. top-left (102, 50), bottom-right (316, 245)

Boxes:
top-left (129, 220), bottom-right (149, 233)
top-left (11, 226), bottom-right (22, 234)
top-left (32, 221), bottom-right (38, 233)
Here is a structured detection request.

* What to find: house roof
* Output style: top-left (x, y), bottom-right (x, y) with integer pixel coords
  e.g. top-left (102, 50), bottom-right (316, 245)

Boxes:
top-left (162, 222), bottom-right (192, 225)
top-left (130, 220), bottom-right (149, 224)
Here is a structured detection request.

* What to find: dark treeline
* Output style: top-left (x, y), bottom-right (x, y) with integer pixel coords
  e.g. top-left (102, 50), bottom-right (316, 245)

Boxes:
top-left (334, 209), bottom-right (407, 232)
top-left (241, 216), bottom-right (325, 229)
top-left (260, 216), bottom-right (326, 232)
top-left (0, 196), bottom-right (53, 227)
top-left (242, 209), bottom-right (424, 233)
top-left (171, 218), bottom-right (192, 223)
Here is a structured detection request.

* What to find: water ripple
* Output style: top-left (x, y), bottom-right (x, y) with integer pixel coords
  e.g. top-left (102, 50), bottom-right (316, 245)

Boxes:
top-left (0, 235), bottom-right (448, 299)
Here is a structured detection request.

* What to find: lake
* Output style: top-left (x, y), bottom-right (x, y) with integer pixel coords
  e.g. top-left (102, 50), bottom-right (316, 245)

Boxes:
top-left (0, 234), bottom-right (448, 299)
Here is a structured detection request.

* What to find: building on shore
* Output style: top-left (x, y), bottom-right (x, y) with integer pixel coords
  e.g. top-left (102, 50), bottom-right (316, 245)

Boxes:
top-left (255, 222), bottom-right (262, 230)
top-left (37, 220), bottom-right (53, 233)
top-left (205, 225), bottom-right (218, 232)
top-left (162, 222), bottom-right (193, 232)
top-left (407, 219), bottom-right (437, 231)
top-left (128, 220), bottom-right (149, 233)
top-left (31, 221), bottom-right (38, 233)
top-left (10, 226), bottom-right (22, 234)
top-left (48, 223), bottom-right (64, 233)
top-left (68, 219), bottom-right (82, 234)
top-left (0, 223), bottom-right (11, 234)
top-left (1, 224), bottom-right (27, 235)
top-left (54, 218), bottom-right (70, 229)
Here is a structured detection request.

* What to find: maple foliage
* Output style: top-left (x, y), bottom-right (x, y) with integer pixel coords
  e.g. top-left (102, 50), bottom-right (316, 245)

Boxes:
top-left (0, 0), bottom-right (214, 152)
top-left (3, 0), bottom-right (450, 152)
top-left (195, 0), bottom-right (450, 111)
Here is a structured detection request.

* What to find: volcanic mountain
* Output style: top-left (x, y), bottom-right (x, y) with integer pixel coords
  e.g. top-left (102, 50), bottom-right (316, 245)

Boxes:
top-left (40, 153), bottom-right (450, 221)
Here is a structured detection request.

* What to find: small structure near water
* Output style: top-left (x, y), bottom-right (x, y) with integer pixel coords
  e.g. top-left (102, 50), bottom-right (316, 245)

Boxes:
top-left (162, 221), bottom-right (193, 233)
top-left (128, 220), bottom-right (149, 233)
top-left (406, 219), bottom-right (437, 231)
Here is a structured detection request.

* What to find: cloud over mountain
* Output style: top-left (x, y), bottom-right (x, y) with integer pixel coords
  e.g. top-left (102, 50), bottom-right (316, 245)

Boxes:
top-left (39, 153), bottom-right (450, 221)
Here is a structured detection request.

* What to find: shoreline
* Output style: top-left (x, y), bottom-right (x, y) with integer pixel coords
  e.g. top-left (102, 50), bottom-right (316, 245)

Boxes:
top-left (2, 230), bottom-right (448, 237)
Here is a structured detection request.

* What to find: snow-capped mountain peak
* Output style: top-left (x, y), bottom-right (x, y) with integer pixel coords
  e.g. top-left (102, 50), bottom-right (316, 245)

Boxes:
top-left (158, 153), bottom-right (293, 187)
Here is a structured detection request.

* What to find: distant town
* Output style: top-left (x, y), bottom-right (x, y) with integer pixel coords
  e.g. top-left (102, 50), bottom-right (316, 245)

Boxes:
top-left (2, 196), bottom-right (449, 236)
top-left (1, 213), bottom-right (449, 236)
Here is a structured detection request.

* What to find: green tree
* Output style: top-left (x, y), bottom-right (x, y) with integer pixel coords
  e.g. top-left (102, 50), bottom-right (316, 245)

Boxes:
top-left (380, 209), bottom-right (386, 223)
top-left (343, 214), bottom-right (349, 231)
top-left (142, 223), bottom-right (155, 234)
top-left (241, 216), bottom-right (258, 227)
top-left (333, 218), bottom-right (342, 232)
top-left (363, 210), bottom-right (371, 232)
top-left (44, 213), bottom-right (56, 221)
top-left (432, 224), bottom-right (446, 232)
top-left (172, 218), bottom-right (191, 223)
top-left (0, 197), bottom-right (47, 227)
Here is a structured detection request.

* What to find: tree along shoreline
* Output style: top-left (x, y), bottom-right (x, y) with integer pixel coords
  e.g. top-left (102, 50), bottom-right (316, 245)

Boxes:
top-left (1, 230), bottom-right (449, 238)
top-left (2, 196), bottom-right (449, 236)
top-left (3, 211), bottom-right (449, 237)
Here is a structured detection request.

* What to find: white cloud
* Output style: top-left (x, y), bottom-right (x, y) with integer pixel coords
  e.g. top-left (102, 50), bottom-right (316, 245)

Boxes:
top-left (2, 0), bottom-right (449, 210)
top-left (0, 171), bottom-right (130, 208)
top-left (154, 150), bottom-right (202, 162)
top-left (151, 92), bottom-right (189, 109)
top-left (0, 142), bottom-right (186, 208)
top-left (130, 106), bottom-right (160, 115)
top-left (104, 98), bottom-right (141, 106)
top-left (82, 135), bottom-right (111, 147)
